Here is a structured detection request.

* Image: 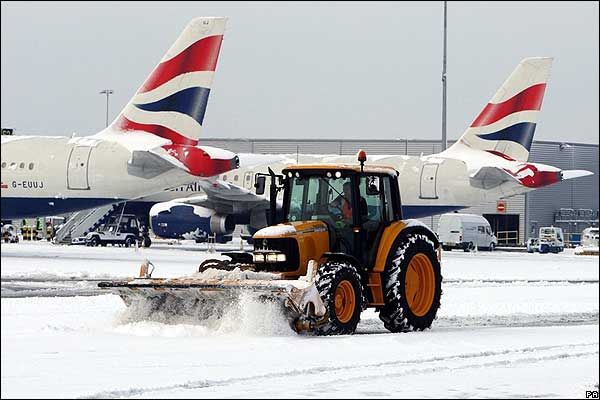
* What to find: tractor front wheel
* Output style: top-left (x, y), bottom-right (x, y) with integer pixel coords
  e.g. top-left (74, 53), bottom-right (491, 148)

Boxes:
top-left (312, 261), bottom-right (365, 336)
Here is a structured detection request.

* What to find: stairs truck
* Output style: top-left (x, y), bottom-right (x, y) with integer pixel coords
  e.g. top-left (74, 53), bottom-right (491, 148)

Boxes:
top-left (99, 152), bottom-right (443, 335)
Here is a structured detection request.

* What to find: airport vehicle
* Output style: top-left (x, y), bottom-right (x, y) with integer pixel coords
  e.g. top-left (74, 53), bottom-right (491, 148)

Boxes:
top-left (0, 17), bottom-right (238, 220)
top-left (135, 57), bottom-right (592, 242)
top-left (527, 226), bottom-right (565, 253)
top-left (580, 227), bottom-right (599, 248)
top-left (85, 214), bottom-right (149, 248)
top-left (99, 154), bottom-right (443, 335)
top-left (437, 213), bottom-right (497, 251)
top-left (1, 224), bottom-right (19, 243)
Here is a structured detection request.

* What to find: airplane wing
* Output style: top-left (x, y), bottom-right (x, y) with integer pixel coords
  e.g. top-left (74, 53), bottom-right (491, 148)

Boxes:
top-left (165, 179), bottom-right (270, 215)
top-left (469, 166), bottom-right (516, 190)
top-left (157, 153), bottom-right (295, 212)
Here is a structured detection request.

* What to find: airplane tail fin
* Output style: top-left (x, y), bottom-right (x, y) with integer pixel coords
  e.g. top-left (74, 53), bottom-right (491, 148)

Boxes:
top-left (107, 17), bottom-right (227, 146)
top-left (450, 57), bottom-right (553, 162)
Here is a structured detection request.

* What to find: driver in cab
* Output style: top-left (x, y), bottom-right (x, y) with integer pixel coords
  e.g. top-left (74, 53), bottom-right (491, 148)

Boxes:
top-left (330, 181), bottom-right (353, 225)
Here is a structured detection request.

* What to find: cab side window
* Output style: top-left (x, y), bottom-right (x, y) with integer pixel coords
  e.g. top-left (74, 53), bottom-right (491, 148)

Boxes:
top-left (359, 175), bottom-right (381, 225)
top-left (382, 176), bottom-right (395, 222)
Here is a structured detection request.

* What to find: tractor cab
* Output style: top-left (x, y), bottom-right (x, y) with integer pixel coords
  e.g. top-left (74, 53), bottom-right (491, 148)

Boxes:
top-left (279, 163), bottom-right (402, 267)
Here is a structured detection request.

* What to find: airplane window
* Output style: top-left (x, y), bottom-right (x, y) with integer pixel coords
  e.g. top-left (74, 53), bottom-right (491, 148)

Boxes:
top-left (29, 163), bottom-right (34, 170)
top-left (234, 175), bottom-right (239, 182)
top-left (9, 162), bottom-right (16, 169)
top-left (19, 162), bottom-right (25, 169)
top-left (246, 174), bottom-right (251, 181)
top-left (1, 162), bottom-right (6, 168)
top-left (223, 175), bottom-right (227, 181)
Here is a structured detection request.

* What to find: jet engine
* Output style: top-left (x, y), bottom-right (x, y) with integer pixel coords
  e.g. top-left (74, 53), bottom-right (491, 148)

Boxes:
top-left (150, 202), bottom-right (235, 242)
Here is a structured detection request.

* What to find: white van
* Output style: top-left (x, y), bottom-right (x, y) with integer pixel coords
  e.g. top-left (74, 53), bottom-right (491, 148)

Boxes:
top-left (437, 213), bottom-right (498, 252)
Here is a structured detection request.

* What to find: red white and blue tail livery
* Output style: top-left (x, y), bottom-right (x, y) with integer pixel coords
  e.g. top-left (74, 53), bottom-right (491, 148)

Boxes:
top-left (456, 57), bottom-right (551, 162)
top-left (97, 17), bottom-right (235, 178)
top-left (441, 57), bottom-right (591, 192)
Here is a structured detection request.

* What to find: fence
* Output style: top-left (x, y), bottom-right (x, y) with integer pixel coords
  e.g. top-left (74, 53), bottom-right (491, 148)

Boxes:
top-left (496, 230), bottom-right (519, 246)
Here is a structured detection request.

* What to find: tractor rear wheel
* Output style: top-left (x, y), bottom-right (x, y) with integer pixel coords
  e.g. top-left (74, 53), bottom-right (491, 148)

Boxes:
top-left (379, 233), bottom-right (442, 332)
top-left (313, 261), bottom-right (365, 335)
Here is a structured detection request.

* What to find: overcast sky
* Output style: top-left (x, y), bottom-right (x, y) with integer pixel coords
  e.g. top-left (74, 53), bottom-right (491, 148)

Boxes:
top-left (1, 1), bottom-right (598, 144)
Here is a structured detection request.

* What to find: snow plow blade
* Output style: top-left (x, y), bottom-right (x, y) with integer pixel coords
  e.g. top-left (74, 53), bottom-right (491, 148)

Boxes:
top-left (97, 263), bottom-right (327, 333)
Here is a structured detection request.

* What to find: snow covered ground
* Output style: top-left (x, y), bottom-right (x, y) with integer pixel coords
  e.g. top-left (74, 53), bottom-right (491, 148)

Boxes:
top-left (1, 241), bottom-right (598, 398)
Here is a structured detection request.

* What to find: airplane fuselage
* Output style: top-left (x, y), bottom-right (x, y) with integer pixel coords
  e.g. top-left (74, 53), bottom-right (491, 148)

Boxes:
top-left (0, 135), bottom-right (203, 219)
top-left (137, 147), bottom-right (548, 227)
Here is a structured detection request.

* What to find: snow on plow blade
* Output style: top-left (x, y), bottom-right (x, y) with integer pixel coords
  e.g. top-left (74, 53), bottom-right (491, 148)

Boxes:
top-left (97, 264), bottom-right (327, 333)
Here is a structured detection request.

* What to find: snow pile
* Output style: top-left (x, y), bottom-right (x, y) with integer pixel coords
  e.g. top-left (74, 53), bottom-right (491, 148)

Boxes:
top-left (574, 246), bottom-right (599, 255)
top-left (253, 224), bottom-right (296, 237)
top-left (114, 291), bottom-right (292, 337)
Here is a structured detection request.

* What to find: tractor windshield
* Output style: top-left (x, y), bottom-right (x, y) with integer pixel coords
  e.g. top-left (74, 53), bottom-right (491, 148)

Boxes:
top-left (286, 174), bottom-right (352, 224)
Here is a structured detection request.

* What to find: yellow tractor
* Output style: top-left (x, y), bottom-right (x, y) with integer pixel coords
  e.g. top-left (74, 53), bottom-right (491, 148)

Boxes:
top-left (99, 152), bottom-right (443, 335)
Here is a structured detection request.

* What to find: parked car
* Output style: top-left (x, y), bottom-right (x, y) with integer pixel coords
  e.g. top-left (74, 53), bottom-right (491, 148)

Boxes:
top-left (437, 213), bottom-right (497, 251)
top-left (85, 214), bottom-right (151, 247)
top-left (527, 226), bottom-right (564, 253)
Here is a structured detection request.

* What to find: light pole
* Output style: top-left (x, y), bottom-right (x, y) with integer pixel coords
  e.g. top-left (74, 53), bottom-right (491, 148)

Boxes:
top-left (559, 142), bottom-right (575, 209)
top-left (99, 89), bottom-right (114, 127)
top-left (441, 0), bottom-right (448, 151)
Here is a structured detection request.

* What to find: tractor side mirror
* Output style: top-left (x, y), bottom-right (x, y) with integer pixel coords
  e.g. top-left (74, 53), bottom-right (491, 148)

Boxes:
top-left (255, 175), bottom-right (266, 195)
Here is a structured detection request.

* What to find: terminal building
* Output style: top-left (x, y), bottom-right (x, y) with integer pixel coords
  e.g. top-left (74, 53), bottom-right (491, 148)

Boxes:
top-left (199, 138), bottom-right (599, 246)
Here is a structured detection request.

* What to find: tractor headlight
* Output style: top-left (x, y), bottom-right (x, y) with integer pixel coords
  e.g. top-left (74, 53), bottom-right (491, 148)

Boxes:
top-left (265, 253), bottom-right (286, 263)
top-left (254, 252), bottom-right (286, 263)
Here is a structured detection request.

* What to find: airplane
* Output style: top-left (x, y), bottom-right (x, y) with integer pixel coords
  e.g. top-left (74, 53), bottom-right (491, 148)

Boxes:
top-left (0, 17), bottom-right (239, 220)
top-left (136, 57), bottom-right (593, 242)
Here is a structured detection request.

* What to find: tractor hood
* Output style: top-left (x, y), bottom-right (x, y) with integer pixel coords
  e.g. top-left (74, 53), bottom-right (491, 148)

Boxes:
top-left (253, 221), bottom-right (328, 239)
top-left (252, 221), bottom-right (330, 277)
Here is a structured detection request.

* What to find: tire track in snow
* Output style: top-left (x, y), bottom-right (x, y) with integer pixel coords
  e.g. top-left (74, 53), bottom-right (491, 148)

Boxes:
top-left (82, 342), bottom-right (599, 399)
top-left (266, 348), bottom-right (599, 397)
top-left (356, 312), bottom-right (600, 334)
top-left (444, 279), bottom-right (599, 285)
